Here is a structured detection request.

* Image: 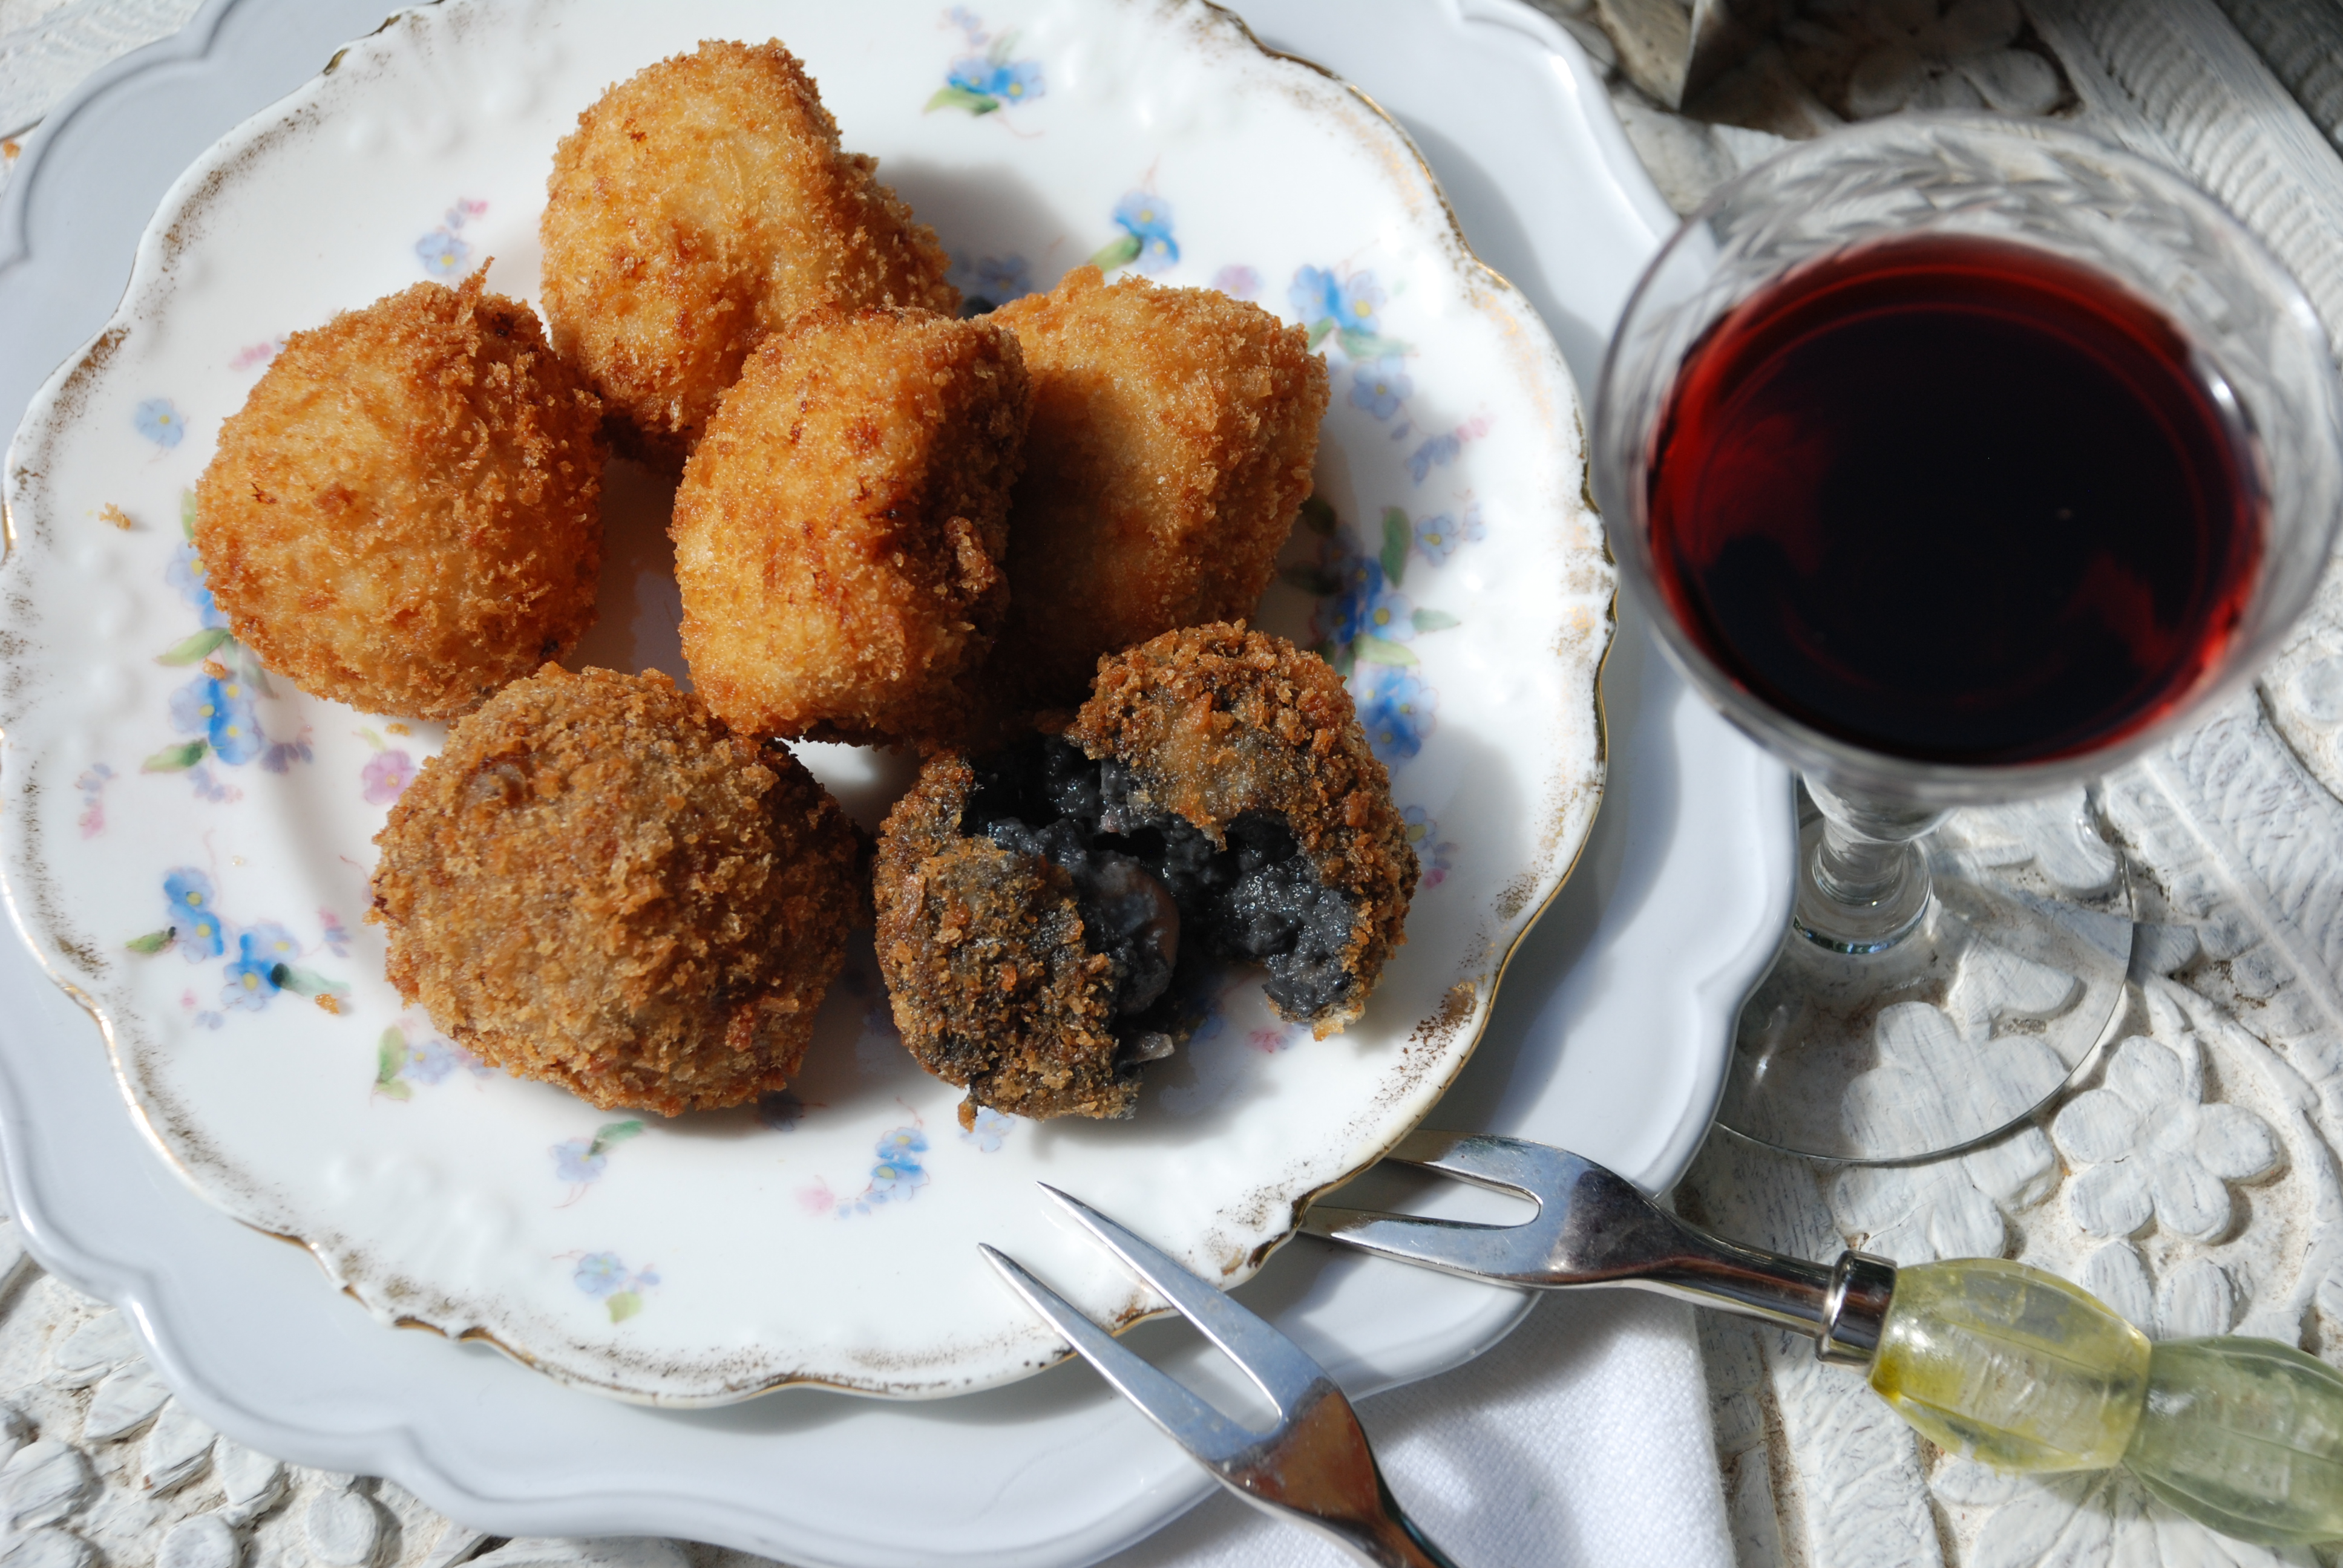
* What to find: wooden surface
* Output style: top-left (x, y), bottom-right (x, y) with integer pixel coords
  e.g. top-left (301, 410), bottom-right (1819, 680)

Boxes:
top-left (11, 2), bottom-right (2343, 1567)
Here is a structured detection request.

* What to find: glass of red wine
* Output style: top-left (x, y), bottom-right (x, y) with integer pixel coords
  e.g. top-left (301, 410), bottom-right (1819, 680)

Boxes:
top-left (1594, 117), bottom-right (2343, 1162)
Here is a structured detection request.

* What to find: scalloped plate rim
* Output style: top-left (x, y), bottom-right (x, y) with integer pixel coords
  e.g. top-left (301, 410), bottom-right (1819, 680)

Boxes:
top-left (0, 0), bottom-right (1614, 1405)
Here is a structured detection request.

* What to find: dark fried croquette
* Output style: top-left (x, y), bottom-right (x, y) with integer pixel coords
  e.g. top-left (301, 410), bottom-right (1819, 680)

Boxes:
top-left (874, 625), bottom-right (1414, 1125)
top-left (193, 273), bottom-right (606, 720)
top-left (873, 762), bottom-right (1137, 1124)
top-left (369, 665), bottom-right (863, 1115)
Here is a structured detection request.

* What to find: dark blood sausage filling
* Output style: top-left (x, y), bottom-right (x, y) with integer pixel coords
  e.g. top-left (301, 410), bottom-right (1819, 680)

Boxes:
top-left (872, 624), bottom-right (1416, 1125)
top-left (962, 737), bottom-right (1360, 1030)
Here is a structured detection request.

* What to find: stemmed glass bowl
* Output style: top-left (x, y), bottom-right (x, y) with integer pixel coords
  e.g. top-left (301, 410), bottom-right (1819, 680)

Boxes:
top-left (1594, 116), bottom-right (2343, 1162)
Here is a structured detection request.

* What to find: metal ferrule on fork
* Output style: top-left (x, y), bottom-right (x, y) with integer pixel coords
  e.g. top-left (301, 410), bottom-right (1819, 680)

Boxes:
top-left (1299, 1130), bottom-right (1897, 1367)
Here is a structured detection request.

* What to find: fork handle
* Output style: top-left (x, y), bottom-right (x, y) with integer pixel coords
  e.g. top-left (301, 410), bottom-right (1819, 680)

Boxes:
top-left (1343, 1485), bottom-right (1463, 1568)
top-left (1378, 1508), bottom-right (1464, 1568)
top-left (1303, 1200), bottom-right (1895, 1363)
top-left (1634, 1230), bottom-right (1896, 1365)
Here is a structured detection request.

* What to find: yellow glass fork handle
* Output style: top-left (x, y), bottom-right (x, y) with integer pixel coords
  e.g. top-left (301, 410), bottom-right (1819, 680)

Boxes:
top-left (1864, 1258), bottom-right (2343, 1547)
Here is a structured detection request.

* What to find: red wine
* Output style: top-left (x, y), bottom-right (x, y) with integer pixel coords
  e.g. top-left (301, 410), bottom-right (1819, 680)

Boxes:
top-left (1647, 234), bottom-right (2264, 766)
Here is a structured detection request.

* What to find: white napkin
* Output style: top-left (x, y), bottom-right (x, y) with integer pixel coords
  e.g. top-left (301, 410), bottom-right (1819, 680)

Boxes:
top-left (1109, 1292), bottom-right (1732, 1567)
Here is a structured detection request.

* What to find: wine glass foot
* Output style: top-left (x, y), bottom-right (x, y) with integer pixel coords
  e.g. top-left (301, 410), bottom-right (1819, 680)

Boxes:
top-left (1717, 791), bottom-right (2137, 1163)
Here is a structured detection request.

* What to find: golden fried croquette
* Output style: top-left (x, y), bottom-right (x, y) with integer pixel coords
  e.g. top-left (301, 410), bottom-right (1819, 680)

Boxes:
top-left (369, 665), bottom-right (863, 1116)
top-left (193, 273), bottom-right (605, 720)
top-left (540, 39), bottom-right (959, 466)
top-left (874, 625), bottom-right (1413, 1125)
top-left (673, 306), bottom-right (1029, 745)
top-left (984, 266), bottom-right (1329, 710)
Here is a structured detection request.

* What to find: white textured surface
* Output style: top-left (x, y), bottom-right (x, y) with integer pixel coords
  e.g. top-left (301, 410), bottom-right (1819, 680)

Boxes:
top-left (1541, 1), bottom-right (2343, 1564)
top-left (0, 0), bottom-right (198, 140)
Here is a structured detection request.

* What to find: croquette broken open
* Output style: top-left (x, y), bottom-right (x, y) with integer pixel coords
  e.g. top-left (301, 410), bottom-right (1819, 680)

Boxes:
top-left (874, 626), bottom-right (1415, 1125)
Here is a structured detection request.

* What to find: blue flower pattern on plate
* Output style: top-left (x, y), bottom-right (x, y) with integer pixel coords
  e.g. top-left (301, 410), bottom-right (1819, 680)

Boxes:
top-left (552, 1119), bottom-right (646, 1199)
top-left (166, 544), bottom-right (228, 630)
top-left (132, 872), bottom-right (348, 1016)
top-left (169, 673), bottom-right (265, 765)
top-left (223, 923), bottom-right (300, 1011)
top-left (1403, 805), bottom-right (1460, 889)
top-left (1090, 190), bottom-right (1178, 275)
top-left (572, 1252), bottom-right (659, 1323)
top-left (928, 11), bottom-right (1044, 116)
top-left (373, 1022), bottom-right (488, 1100)
top-left (134, 398), bottom-right (185, 449)
top-left (1411, 502), bottom-right (1483, 566)
top-left (1291, 503), bottom-right (1463, 675)
top-left (1280, 495), bottom-right (1477, 763)
top-left (806, 1126), bottom-right (937, 1220)
top-left (163, 869), bottom-right (224, 960)
top-left (144, 490), bottom-right (312, 790)
top-left (948, 251), bottom-right (1035, 313)
top-left (1349, 358), bottom-right (1413, 420)
top-left (416, 198), bottom-right (487, 279)
top-left (960, 1106), bottom-right (1015, 1152)
top-left (949, 56), bottom-right (1041, 106)
top-left (1290, 266), bottom-right (1402, 359)
top-left (405, 1033), bottom-right (483, 1083)
top-left (1355, 667), bottom-right (1436, 762)
top-left (1407, 414), bottom-right (1490, 486)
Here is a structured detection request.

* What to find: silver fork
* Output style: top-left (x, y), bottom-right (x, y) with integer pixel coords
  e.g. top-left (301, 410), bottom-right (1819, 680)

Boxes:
top-left (1299, 1128), bottom-right (1895, 1362)
top-left (980, 1184), bottom-right (1462, 1568)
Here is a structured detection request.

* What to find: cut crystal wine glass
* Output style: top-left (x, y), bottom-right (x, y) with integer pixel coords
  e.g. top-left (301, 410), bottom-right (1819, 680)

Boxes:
top-left (1594, 117), bottom-right (2343, 1162)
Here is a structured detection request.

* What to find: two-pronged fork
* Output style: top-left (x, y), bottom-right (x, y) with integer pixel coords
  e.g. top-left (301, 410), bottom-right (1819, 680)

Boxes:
top-left (990, 1129), bottom-right (2343, 1553)
top-left (980, 1185), bottom-right (1461, 1568)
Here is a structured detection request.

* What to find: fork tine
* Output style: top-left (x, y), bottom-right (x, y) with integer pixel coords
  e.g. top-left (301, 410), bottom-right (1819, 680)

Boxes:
top-left (1298, 1203), bottom-right (1549, 1282)
top-left (977, 1244), bottom-right (1259, 1465)
top-left (1036, 1183), bottom-right (1329, 1415)
top-left (1382, 1129), bottom-right (1575, 1197)
top-left (1299, 1130), bottom-right (1582, 1285)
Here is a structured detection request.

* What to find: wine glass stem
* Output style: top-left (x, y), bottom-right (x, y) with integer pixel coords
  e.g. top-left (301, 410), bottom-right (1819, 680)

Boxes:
top-left (1794, 779), bottom-right (1945, 955)
top-left (1813, 818), bottom-right (1916, 907)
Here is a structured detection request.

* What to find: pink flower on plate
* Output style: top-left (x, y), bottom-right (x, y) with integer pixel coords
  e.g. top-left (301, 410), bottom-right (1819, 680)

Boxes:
top-left (361, 749), bottom-right (416, 805)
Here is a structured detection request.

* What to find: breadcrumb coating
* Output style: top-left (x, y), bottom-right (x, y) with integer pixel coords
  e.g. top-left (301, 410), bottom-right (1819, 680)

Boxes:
top-left (874, 759), bottom-right (1135, 1125)
top-left (673, 305), bottom-right (1029, 746)
top-left (540, 39), bottom-right (959, 466)
top-left (369, 665), bottom-right (863, 1116)
top-left (192, 273), bottom-right (605, 720)
top-left (874, 626), bottom-right (1414, 1126)
top-left (985, 266), bottom-right (1329, 710)
top-left (1069, 624), bottom-right (1414, 1036)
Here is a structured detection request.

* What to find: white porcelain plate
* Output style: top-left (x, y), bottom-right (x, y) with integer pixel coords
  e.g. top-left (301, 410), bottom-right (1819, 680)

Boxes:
top-left (0, 1), bottom-right (1794, 1559)
top-left (1, 0), bottom-right (1613, 1403)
